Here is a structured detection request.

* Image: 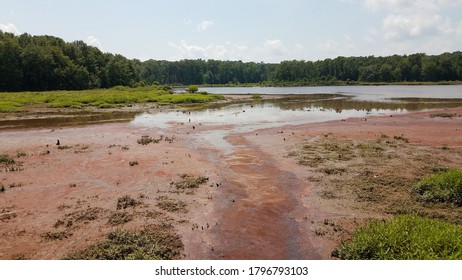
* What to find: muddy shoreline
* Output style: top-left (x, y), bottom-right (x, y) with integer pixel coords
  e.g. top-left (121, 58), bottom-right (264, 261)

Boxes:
top-left (1, 101), bottom-right (462, 259)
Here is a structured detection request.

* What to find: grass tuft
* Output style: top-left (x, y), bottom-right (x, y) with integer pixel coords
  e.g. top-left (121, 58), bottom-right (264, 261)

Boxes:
top-left (0, 154), bottom-right (15, 165)
top-left (174, 174), bottom-right (209, 189)
top-left (415, 168), bottom-right (462, 206)
top-left (116, 195), bottom-right (140, 210)
top-left (339, 215), bottom-right (462, 259)
top-left (65, 225), bottom-right (183, 260)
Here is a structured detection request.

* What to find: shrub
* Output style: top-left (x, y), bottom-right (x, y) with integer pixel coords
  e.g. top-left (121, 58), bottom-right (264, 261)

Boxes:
top-left (0, 154), bottom-right (15, 165)
top-left (116, 195), bottom-right (140, 210)
top-left (156, 197), bottom-right (187, 213)
top-left (415, 168), bottom-right (462, 206)
top-left (187, 85), bottom-right (199, 93)
top-left (339, 215), bottom-right (462, 259)
top-left (174, 174), bottom-right (209, 189)
top-left (65, 225), bottom-right (183, 260)
top-left (107, 212), bottom-right (133, 226)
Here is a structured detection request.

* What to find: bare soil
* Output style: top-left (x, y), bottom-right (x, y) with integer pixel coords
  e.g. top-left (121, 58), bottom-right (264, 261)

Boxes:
top-left (1, 106), bottom-right (462, 259)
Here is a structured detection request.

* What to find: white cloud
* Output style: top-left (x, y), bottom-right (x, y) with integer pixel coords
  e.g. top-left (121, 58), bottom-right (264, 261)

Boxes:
top-left (197, 20), bottom-right (214, 32)
top-left (457, 21), bottom-right (462, 37)
top-left (382, 13), bottom-right (452, 41)
top-left (168, 40), bottom-right (249, 60)
top-left (85, 36), bottom-right (103, 50)
top-left (316, 35), bottom-right (357, 57)
top-left (169, 39), bottom-right (300, 62)
top-left (0, 23), bottom-right (20, 35)
top-left (259, 39), bottom-right (287, 56)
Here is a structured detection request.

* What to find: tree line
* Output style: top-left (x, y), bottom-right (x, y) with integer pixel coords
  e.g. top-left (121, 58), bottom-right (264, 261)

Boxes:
top-left (1, 31), bottom-right (462, 92)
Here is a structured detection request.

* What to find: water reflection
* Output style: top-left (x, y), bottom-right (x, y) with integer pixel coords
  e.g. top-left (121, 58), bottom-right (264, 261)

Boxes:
top-left (132, 94), bottom-right (462, 130)
top-left (132, 95), bottom-right (402, 129)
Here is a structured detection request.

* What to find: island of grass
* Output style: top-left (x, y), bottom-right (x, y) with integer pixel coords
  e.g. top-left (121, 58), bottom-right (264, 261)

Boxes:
top-left (0, 85), bottom-right (224, 112)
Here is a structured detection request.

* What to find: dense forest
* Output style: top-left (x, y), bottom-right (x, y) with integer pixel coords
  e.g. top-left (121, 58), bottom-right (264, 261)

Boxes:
top-left (1, 31), bottom-right (462, 92)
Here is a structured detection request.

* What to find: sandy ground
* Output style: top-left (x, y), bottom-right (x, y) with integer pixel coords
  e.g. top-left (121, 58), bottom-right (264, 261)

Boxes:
top-left (1, 106), bottom-right (462, 260)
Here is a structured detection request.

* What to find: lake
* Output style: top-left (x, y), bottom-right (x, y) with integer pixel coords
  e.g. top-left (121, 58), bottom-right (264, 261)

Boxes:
top-left (200, 85), bottom-right (462, 101)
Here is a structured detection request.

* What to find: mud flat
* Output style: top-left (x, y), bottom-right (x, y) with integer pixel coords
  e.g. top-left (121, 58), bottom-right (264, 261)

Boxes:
top-left (1, 99), bottom-right (462, 259)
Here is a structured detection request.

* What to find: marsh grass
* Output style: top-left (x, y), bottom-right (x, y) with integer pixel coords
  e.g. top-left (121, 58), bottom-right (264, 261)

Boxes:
top-left (42, 231), bottom-right (73, 241)
top-left (0, 86), bottom-right (224, 112)
top-left (65, 225), bottom-right (183, 260)
top-left (156, 197), bottom-right (188, 213)
top-left (54, 207), bottom-right (105, 230)
top-left (0, 154), bottom-right (15, 165)
top-left (174, 174), bottom-right (209, 189)
top-left (107, 212), bottom-right (134, 226)
top-left (339, 215), bottom-right (462, 259)
top-left (116, 195), bottom-right (140, 210)
top-left (289, 134), bottom-right (462, 224)
top-left (415, 168), bottom-right (462, 206)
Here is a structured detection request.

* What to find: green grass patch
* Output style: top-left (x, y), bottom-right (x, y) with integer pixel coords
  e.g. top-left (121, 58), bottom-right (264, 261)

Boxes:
top-left (339, 215), bottom-right (462, 259)
top-left (0, 86), bottom-right (224, 112)
top-left (65, 225), bottom-right (183, 260)
top-left (415, 168), bottom-right (462, 206)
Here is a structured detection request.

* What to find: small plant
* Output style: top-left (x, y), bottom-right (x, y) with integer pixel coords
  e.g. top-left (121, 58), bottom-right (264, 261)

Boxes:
top-left (173, 174), bottom-right (209, 189)
top-left (137, 135), bottom-right (163, 145)
top-left (107, 212), bottom-right (133, 226)
top-left (129, 161), bottom-right (139, 166)
top-left (42, 231), bottom-right (73, 241)
top-left (16, 151), bottom-right (27, 158)
top-left (0, 154), bottom-right (15, 165)
top-left (252, 93), bottom-right (262, 100)
top-left (116, 195), bottom-right (140, 210)
top-left (58, 145), bottom-right (72, 150)
top-left (430, 112), bottom-right (457, 118)
top-left (156, 197), bottom-right (187, 213)
top-left (65, 225), bottom-right (183, 260)
top-left (393, 135), bottom-right (409, 143)
top-left (321, 167), bottom-right (347, 175)
top-left (415, 168), bottom-right (462, 206)
top-left (339, 215), bottom-right (462, 259)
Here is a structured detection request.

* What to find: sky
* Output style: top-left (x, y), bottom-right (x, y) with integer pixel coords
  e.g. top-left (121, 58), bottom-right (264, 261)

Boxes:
top-left (1, 0), bottom-right (462, 62)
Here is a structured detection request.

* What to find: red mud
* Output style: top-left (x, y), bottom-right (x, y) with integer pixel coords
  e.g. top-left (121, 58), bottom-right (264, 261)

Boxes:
top-left (1, 107), bottom-right (462, 259)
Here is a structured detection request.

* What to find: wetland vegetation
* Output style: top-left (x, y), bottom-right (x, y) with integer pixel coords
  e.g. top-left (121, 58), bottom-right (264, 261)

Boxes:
top-left (0, 85), bottom-right (224, 112)
top-left (290, 133), bottom-right (462, 259)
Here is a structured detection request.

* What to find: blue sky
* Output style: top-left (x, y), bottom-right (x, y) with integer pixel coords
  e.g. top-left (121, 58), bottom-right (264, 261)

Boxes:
top-left (1, 0), bottom-right (462, 62)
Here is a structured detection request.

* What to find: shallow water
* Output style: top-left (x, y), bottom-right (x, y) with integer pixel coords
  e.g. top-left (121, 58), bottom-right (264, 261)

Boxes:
top-left (131, 94), bottom-right (462, 130)
top-left (1, 86), bottom-right (462, 131)
top-left (131, 94), bottom-right (462, 153)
